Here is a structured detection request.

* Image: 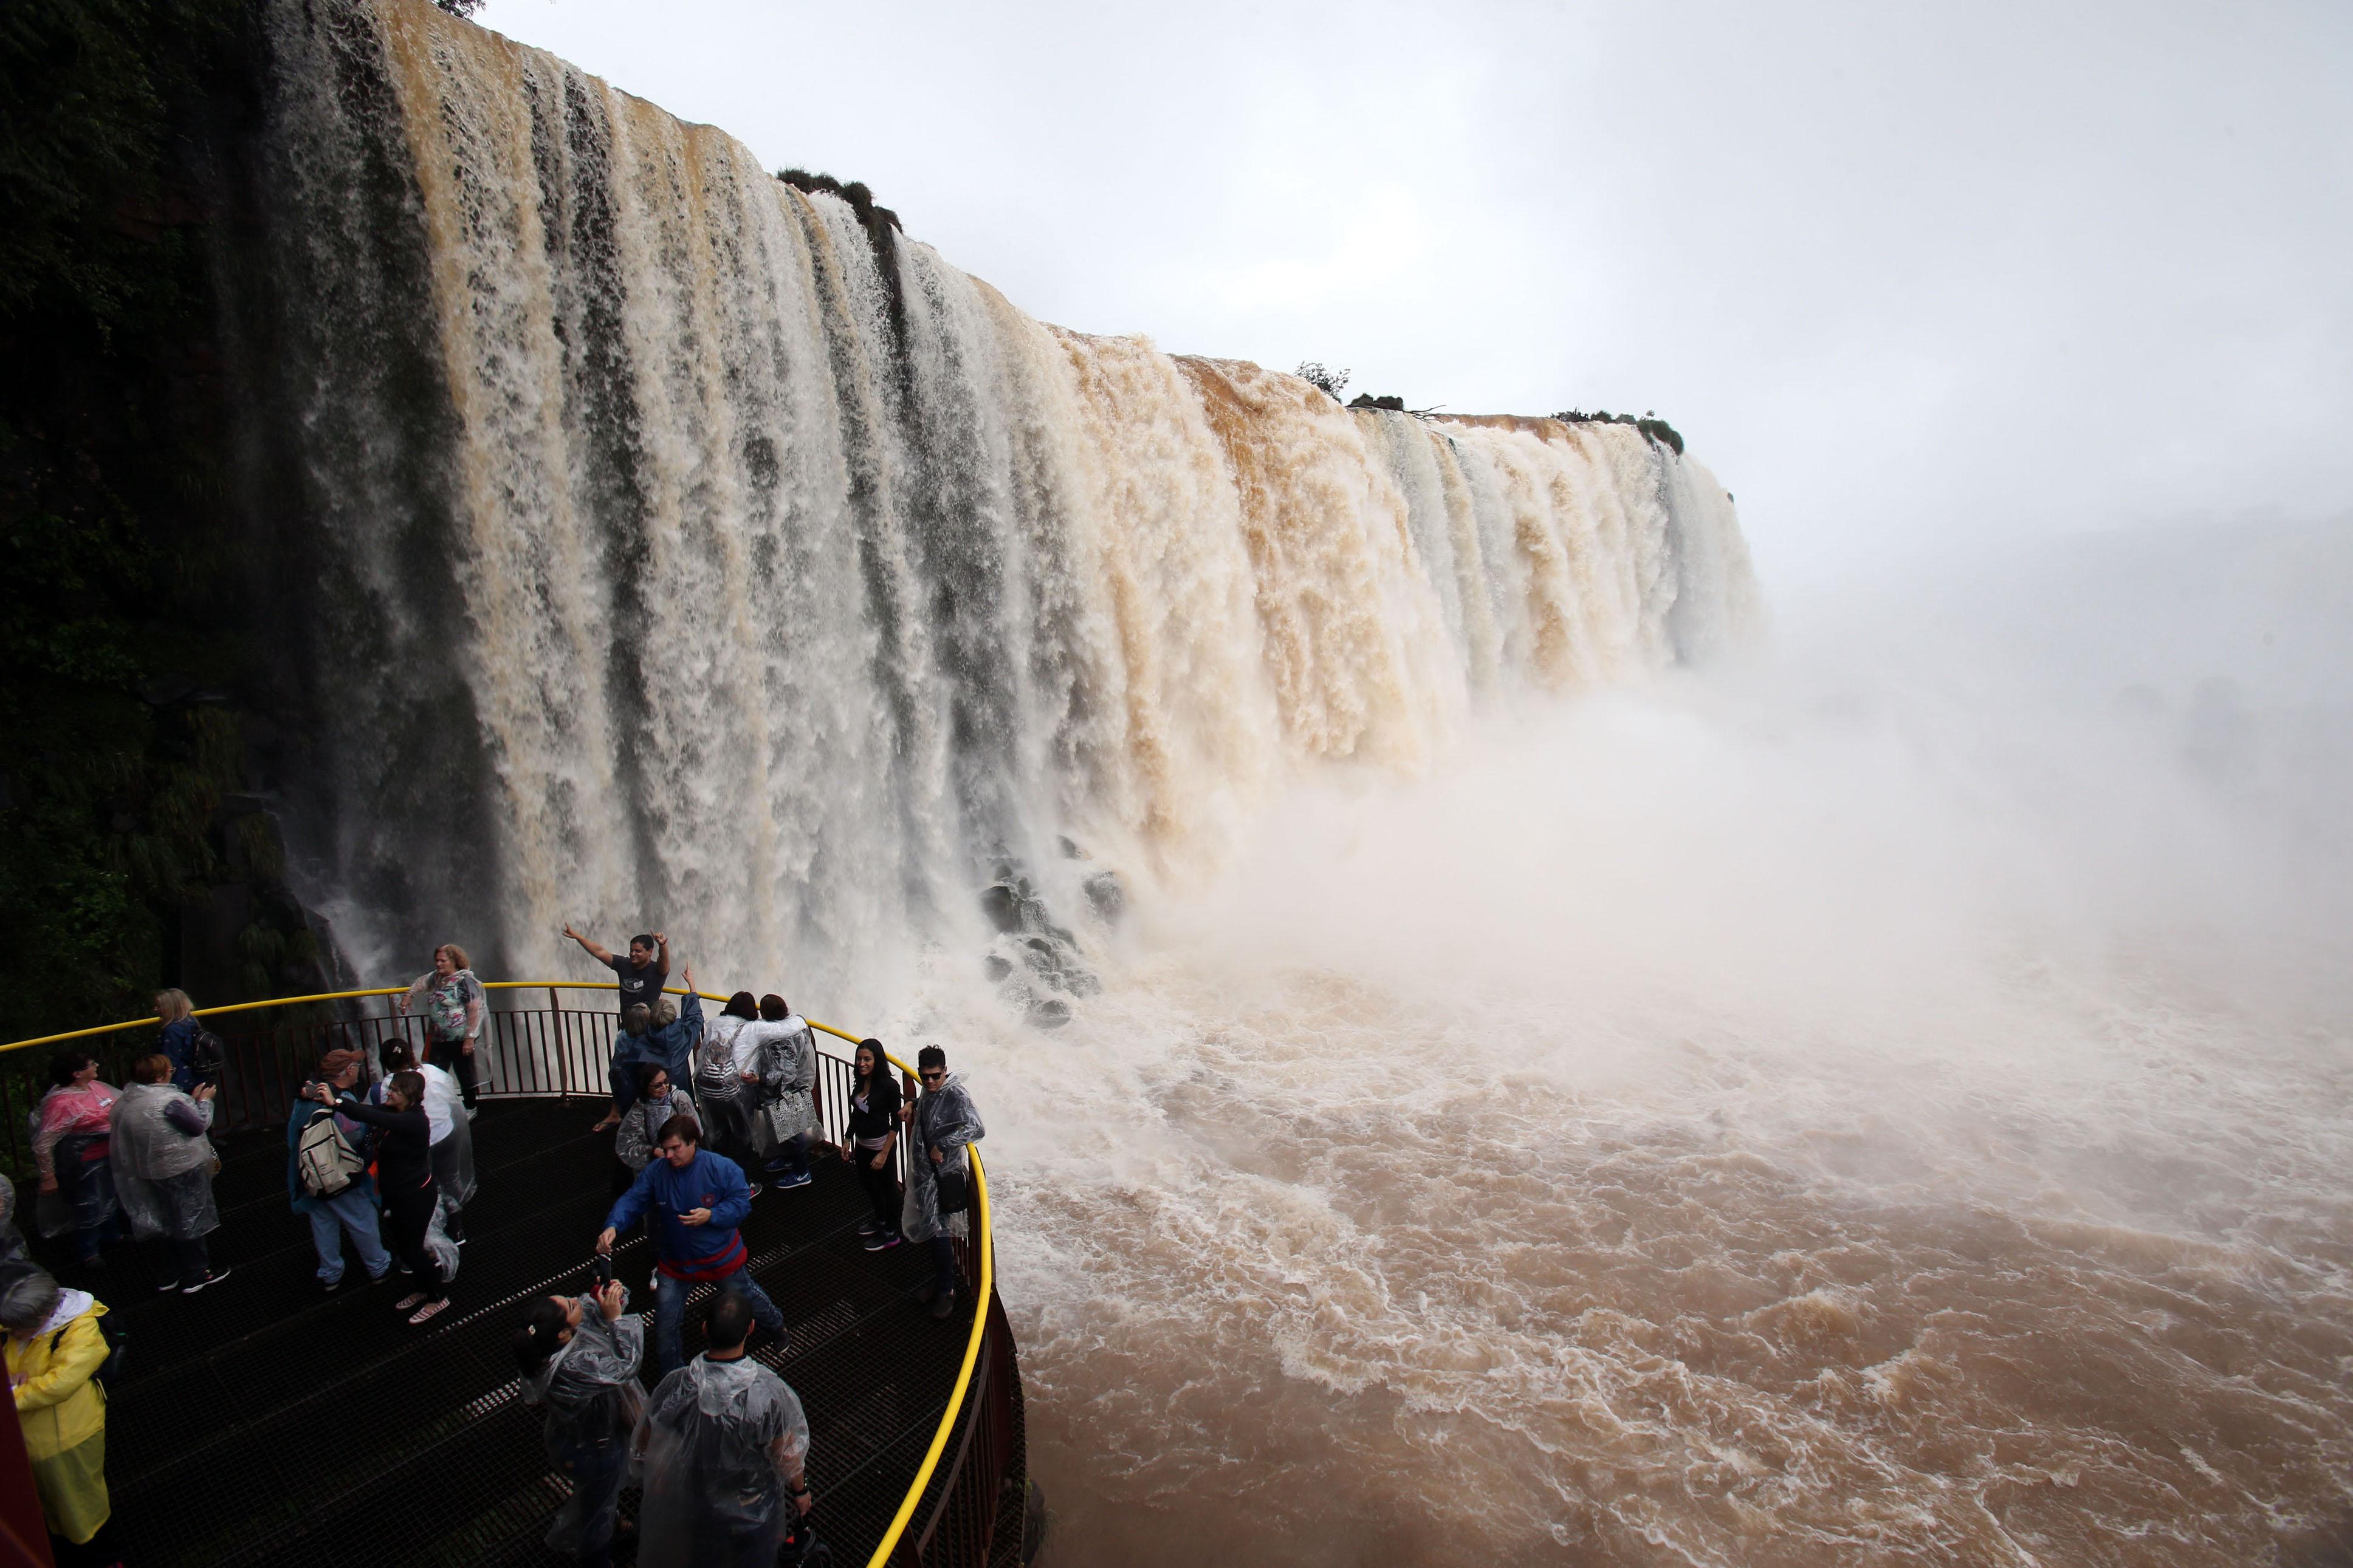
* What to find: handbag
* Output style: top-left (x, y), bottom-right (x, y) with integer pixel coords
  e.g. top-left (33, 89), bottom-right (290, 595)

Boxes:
top-left (934, 1163), bottom-right (970, 1217)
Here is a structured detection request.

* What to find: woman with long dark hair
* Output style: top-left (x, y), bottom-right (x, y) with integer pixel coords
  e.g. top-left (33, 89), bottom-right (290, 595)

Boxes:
top-left (306, 1069), bottom-right (448, 1323)
top-left (29, 1053), bottom-right (121, 1268)
top-left (840, 1040), bottom-right (901, 1250)
top-left (375, 1039), bottom-right (475, 1250)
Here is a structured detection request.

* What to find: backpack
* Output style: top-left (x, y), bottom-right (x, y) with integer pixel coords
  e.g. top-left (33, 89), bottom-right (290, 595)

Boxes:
top-left (297, 1105), bottom-right (367, 1197)
top-left (55, 1314), bottom-right (128, 1391)
top-left (188, 1027), bottom-right (226, 1086)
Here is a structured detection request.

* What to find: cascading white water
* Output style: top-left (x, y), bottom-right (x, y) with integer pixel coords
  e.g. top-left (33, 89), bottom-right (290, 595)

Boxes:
top-left (245, 0), bottom-right (1755, 1008)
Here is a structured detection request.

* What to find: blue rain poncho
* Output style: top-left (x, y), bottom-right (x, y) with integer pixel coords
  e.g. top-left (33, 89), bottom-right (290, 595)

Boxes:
top-left (901, 1071), bottom-right (984, 1244)
top-left (520, 1290), bottom-right (647, 1553)
top-left (634, 1353), bottom-right (810, 1568)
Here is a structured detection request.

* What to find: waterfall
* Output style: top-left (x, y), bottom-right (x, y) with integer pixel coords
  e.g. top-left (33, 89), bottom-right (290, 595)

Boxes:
top-left (238, 0), bottom-right (1759, 1008)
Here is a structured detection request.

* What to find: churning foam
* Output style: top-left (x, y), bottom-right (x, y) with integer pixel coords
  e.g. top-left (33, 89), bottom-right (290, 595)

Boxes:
top-left (911, 556), bottom-right (2353, 1566)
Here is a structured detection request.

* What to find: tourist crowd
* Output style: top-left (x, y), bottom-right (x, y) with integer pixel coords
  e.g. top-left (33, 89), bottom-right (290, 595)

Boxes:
top-left (4, 927), bottom-right (987, 1568)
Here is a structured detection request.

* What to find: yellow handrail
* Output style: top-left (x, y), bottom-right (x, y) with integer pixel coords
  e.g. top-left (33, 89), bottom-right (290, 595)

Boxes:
top-left (5, 979), bottom-right (800, 1056)
top-left (0, 981), bottom-right (997, 1566)
top-left (868, 1145), bottom-right (991, 1567)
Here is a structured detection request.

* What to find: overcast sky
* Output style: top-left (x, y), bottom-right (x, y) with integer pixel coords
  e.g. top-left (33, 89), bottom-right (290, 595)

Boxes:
top-left (469, 0), bottom-right (2352, 590)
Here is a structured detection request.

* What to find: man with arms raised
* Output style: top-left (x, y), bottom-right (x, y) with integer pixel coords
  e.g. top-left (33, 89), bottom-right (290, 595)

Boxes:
top-left (563, 925), bottom-right (669, 1022)
top-left (598, 1115), bottom-right (785, 1380)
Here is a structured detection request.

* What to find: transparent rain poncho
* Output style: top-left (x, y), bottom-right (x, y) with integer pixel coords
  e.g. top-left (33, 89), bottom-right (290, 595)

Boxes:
top-left (754, 1018), bottom-right (819, 1146)
top-left (520, 1292), bottom-right (647, 1553)
top-left (423, 1193), bottom-right (460, 1283)
top-left (425, 1069), bottom-right (478, 1210)
top-left (695, 1014), bottom-right (764, 1160)
top-left (634, 1354), bottom-right (810, 1568)
top-left (108, 1081), bottom-right (219, 1243)
top-left (616, 1085), bottom-right (698, 1172)
top-left (902, 1071), bottom-right (985, 1244)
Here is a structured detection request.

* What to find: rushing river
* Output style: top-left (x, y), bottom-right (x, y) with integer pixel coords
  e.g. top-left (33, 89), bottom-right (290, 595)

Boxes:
top-left (936, 560), bottom-right (2353, 1566)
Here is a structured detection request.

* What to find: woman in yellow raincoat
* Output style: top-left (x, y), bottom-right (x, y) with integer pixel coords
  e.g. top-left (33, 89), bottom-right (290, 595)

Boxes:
top-left (2, 1264), bottom-right (114, 1559)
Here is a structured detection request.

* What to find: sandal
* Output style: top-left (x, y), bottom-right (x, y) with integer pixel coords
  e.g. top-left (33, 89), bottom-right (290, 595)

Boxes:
top-left (394, 1292), bottom-right (428, 1312)
top-left (408, 1298), bottom-right (451, 1325)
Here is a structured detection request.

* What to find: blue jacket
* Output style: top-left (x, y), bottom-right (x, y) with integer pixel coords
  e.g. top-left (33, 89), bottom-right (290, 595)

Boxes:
top-left (159, 1018), bottom-right (199, 1093)
top-left (614, 992), bottom-right (703, 1087)
top-left (605, 1147), bottom-right (751, 1279)
top-left (286, 1088), bottom-right (378, 1213)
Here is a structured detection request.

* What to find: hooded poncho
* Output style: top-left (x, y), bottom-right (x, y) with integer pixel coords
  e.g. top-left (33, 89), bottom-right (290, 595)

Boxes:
top-left (634, 1353), bottom-right (809, 1568)
top-left (521, 1292), bottom-right (647, 1552)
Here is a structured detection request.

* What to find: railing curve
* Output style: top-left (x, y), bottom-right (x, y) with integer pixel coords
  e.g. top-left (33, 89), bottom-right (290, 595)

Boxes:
top-left (0, 983), bottom-right (1023, 1568)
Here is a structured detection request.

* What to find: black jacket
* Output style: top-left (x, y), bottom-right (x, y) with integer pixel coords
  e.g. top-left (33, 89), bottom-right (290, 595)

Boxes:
top-left (845, 1070), bottom-right (901, 1141)
top-left (334, 1095), bottom-right (434, 1193)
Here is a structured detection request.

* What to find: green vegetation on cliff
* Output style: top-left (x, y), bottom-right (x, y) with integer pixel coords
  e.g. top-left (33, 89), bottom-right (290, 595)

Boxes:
top-left (1552, 407), bottom-right (1686, 456)
top-left (0, 0), bottom-right (315, 1044)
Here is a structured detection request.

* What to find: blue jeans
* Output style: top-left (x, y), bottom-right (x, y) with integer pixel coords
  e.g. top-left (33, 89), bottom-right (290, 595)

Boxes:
top-left (306, 1186), bottom-right (393, 1284)
top-left (930, 1236), bottom-right (958, 1301)
top-left (765, 1133), bottom-right (810, 1180)
top-left (554, 1439), bottom-right (629, 1567)
top-left (651, 1267), bottom-right (784, 1381)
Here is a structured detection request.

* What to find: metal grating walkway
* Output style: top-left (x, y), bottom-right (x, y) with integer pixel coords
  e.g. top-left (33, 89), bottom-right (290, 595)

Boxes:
top-left (83, 1095), bottom-right (977, 1566)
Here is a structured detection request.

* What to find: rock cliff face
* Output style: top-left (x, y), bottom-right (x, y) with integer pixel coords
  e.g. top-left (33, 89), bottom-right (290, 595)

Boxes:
top-left (216, 0), bottom-right (1757, 1009)
top-left (0, 0), bottom-right (353, 1042)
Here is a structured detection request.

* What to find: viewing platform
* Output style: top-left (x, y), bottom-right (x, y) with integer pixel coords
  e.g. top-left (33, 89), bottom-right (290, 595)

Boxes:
top-left (0, 987), bottom-right (1037, 1567)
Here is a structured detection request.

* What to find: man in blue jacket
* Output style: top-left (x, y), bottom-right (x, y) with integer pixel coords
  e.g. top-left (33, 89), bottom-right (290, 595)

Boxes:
top-left (598, 1112), bottom-right (784, 1379)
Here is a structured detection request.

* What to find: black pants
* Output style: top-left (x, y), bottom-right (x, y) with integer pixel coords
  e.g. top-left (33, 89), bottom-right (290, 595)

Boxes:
top-left (856, 1148), bottom-right (901, 1234)
top-left (146, 1234), bottom-right (210, 1290)
top-left (704, 1095), bottom-right (762, 1176)
top-left (385, 1178), bottom-right (446, 1300)
top-left (431, 1037), bottom-right (481, 1108)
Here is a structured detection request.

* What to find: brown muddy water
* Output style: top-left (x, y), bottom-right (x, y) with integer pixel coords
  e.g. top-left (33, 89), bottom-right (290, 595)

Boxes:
top-left (935, 689), bottom-right (2353, 1568)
